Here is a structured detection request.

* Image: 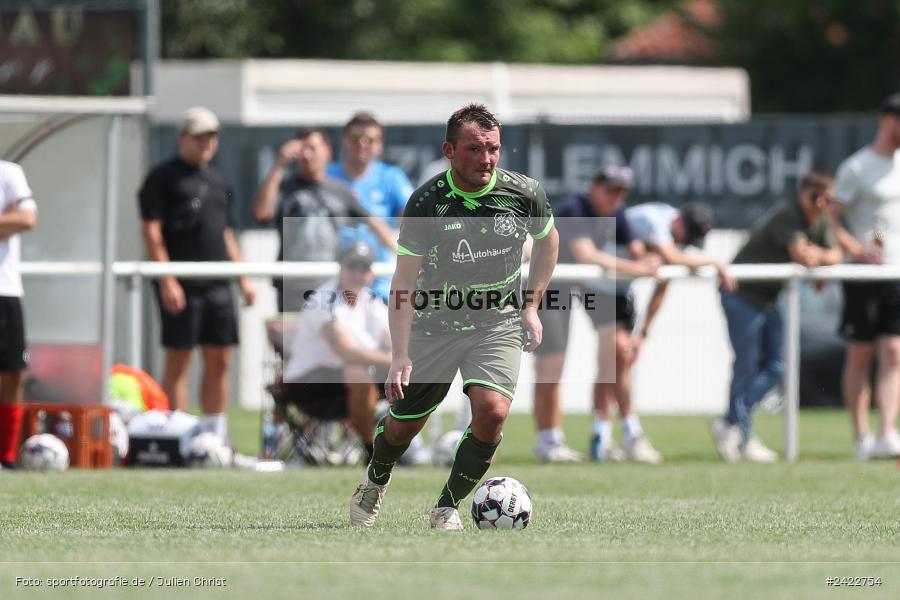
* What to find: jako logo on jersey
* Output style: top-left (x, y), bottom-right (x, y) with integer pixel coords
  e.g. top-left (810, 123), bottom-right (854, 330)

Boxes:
top-left (494, 213), bottom-right (516, 236)
top-left (444, 222), bottom-right (462, 230)
top-left (452, 239), bottom-right (476, 263)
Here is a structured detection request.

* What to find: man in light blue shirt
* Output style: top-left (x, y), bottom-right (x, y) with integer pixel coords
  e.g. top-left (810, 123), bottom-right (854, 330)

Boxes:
top-left (328, 112), bottom-right (414, 301)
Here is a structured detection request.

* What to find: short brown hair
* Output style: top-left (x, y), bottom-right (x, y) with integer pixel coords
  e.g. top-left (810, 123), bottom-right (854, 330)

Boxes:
top-left (800, 170), bottom-right (833, 193)
top-left (445, 104), bottom-right (501, 146)
top-left (343, 111), bottom-right (382, 135)
top-left (295, 127), bottom-right (330, 145)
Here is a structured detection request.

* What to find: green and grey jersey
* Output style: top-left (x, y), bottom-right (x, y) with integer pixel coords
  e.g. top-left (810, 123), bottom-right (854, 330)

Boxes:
top-left (397, 168), bottom-right (555, 332)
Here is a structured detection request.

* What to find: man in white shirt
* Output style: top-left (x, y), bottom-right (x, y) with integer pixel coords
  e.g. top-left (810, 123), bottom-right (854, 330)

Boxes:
top-left (0, 161), bottom-right (37, 469)
top-left (280, 242), bottom-right (391, 462)
top-left (833, 93), bottom-right (900, 460)
top-left (624, 202), bottom-right (736, 344)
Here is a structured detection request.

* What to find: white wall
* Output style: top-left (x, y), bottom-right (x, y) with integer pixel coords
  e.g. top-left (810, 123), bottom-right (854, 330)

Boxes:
top-left (135, 60), bottom-right (749, 127)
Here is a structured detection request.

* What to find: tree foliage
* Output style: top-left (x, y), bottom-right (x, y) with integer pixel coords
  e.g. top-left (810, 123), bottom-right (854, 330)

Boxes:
top-left (161, 0), bottom-right (676, 64)
top-left (161, 0), bottom-right (284, 58)
top-left (707, 0), bottom-right (900, 112)
top-left (160, 0), bottom-right (900, 112)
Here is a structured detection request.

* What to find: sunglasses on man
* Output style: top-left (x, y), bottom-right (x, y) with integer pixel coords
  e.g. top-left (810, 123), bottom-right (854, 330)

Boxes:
top-left (348, 132), bottom-right (380, 145)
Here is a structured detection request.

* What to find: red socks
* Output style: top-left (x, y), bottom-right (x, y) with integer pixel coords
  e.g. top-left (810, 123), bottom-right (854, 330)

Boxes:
top-left (0, 403), bottom-right (25, 464)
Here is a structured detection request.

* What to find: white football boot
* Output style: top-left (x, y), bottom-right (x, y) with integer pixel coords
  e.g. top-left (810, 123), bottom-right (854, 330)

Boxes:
top-left (349, 472), bottom-right (390, 527)
top-left (430, 507), bottom-right (464, 530)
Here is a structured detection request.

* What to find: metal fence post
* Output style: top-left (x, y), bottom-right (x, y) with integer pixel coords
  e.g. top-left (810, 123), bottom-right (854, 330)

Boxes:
top-left (784, 275), bottom-right (801, 462)
top-left (100, 115), bottom-right (121, 405)
top-left (128, 270), bottom-right (143, 369)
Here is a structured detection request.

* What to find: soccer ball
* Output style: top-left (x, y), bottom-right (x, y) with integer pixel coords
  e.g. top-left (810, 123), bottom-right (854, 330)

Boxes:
top-left (431, 429), bottom-right (464, 467)
top-left (471, 476), bottom-right (533, 530)
top-left (187, 432), bottom-right (234, 468)
top-left (20, 433), bottom-right (69, 471)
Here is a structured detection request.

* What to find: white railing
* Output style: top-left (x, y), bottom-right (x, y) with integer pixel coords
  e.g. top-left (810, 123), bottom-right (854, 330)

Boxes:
top-left (22, 260), bottom-right (900, 462)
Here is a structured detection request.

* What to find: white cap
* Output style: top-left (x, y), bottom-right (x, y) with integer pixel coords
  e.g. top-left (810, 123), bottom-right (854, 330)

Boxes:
top-left (179, 106), bottom-right (220, 135)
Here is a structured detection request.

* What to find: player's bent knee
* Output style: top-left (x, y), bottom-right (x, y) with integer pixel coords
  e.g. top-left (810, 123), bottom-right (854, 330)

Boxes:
top-left (470, 418), bottom-right (505, 443)
top-left (473, 402), bottom-right (509, 432)
top-left (385, 415), bottom-right (425, 445)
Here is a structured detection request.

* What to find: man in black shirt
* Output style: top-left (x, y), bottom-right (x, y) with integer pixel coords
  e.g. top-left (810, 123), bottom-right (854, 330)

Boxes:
top-left (139, 106), bottom-right (255, 444)
top-left (252, 128), bottom-right (396, 312)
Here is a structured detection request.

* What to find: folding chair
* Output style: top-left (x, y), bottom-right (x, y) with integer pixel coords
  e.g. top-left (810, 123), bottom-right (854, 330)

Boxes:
top-left (263, 316), bottom-right (366, 466)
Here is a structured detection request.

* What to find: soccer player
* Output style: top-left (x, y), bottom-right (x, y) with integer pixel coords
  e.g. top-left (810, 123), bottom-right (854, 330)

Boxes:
top-left (349, 104), bottom-right (558, 529)
top-left (832, 92), bottom-right (900, 460)
top-left (712, 170), bottom-right (841, 462)
top-left (0, 161), bottom-right (37, 470)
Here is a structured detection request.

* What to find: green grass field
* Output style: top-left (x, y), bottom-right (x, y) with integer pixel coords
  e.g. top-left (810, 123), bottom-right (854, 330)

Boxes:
top-left (2, 410), bottom-right (898, 599)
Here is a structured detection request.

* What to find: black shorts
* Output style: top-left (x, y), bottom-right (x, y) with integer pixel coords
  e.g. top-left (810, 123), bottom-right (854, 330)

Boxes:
top-left (0, 296), bottom-right (27, 371)
top-left (534, 286), bottom-right (635, 355)
top-left (155, 282), bottom-right (238, 349)
top-left (840, 282), bottom-right (900, 341)
top-left (276, 367), bottom-right (386, 421)
top-left (606, 292), bottom-right (636, 332)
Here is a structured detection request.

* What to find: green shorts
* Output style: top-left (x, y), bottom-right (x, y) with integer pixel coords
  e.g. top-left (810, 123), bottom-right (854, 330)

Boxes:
top-left (389, 323), bottom-right (524, 420)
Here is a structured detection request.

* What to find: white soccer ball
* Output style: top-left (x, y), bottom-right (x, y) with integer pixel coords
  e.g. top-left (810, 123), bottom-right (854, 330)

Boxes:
top-left (471, 476), bottom-right (533, 530)
top-left (187, 432), bottom-right (234, 468)
top-left (431, 429), bottom-right (464, 467)
top-left (20, 433), bottom-right (69, 471)
top-left (108, 411), bottom-right (129, 464)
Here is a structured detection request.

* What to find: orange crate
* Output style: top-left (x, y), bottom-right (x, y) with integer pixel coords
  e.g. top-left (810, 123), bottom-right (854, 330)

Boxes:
top-left (22, 403), bottom-right (112, 469)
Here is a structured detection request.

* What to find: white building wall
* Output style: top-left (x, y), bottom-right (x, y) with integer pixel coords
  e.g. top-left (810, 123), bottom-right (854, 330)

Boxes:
top-left (135, 60), bottom-right (749, 127)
